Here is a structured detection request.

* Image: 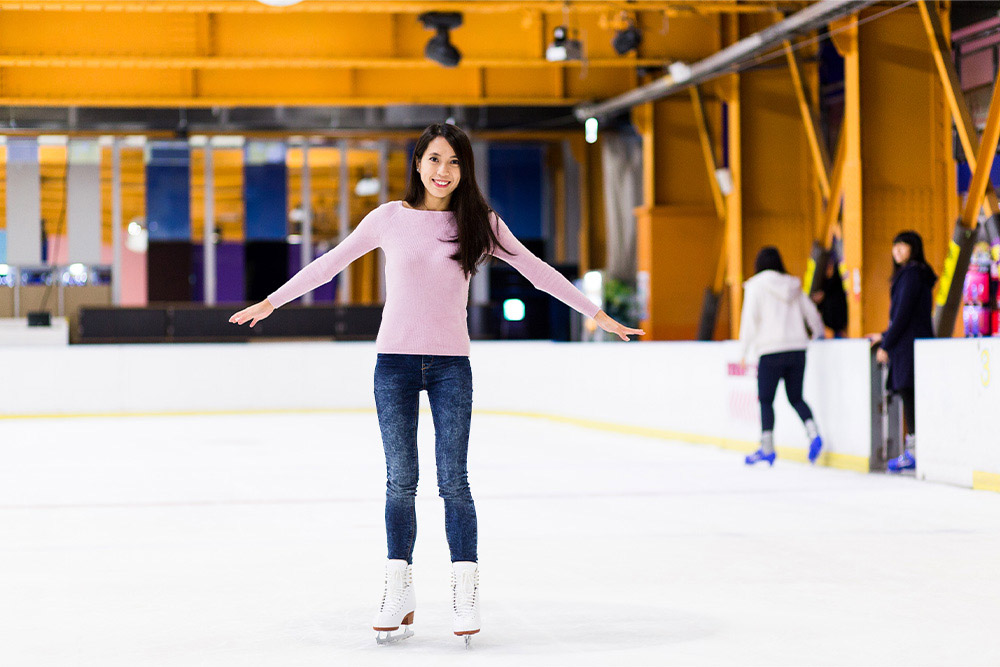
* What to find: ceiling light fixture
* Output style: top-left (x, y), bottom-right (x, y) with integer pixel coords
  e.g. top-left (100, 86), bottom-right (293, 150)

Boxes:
top-left (419, 12), bottom-right (463, 68)
top-left (546, 25), bottom-right (583, 62)
top-left (612, 21), bottom-right (642, 55)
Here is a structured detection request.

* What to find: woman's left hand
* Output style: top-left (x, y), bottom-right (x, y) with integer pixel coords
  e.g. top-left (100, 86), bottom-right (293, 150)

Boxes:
top-left (875, 348), bottom-right (889, 365)
top-left (594, 311), bottom-right (645, 341)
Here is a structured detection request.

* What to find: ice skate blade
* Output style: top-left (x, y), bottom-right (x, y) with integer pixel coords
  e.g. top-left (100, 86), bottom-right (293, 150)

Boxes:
top-left (375, 627), bottom-right (414, 645)
top-left (455, 628), bottom-right (479, 649)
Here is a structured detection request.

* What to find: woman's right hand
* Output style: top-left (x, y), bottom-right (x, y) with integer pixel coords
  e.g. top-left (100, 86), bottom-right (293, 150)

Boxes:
top-left (229, 299), bottom-right (274, 328)
top-left (594, 310), bottom-right (645, 341)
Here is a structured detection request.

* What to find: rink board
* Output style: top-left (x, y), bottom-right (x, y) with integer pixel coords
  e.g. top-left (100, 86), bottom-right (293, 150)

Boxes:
top-left (916, 338), bottom-right (1000, 491)
top-left (0, 339), bottom-right (872, 469)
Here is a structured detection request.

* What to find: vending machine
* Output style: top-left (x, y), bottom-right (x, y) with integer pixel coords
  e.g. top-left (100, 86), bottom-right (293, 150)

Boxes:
top-left (961, 240), bottom-right (994, 337)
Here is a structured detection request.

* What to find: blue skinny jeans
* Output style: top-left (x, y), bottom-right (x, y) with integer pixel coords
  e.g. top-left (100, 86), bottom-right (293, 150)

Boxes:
top-left (373, 353), bottom-right (477, 564)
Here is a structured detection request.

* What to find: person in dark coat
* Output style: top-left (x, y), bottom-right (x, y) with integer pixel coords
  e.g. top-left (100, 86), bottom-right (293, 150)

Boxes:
top-left (811, 254), bottom-right (848, 337)
top-left (869, 230), bottom-right (936, 471)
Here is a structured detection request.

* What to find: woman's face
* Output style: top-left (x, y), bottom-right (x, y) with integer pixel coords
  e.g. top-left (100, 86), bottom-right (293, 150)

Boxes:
top-left (892, 242), bottom-right (912, 264)
top-left (416, 136), bottom-right (461, 206)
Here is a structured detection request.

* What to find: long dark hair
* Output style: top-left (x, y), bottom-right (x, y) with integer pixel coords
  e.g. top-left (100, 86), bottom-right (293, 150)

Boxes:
top-left (891, 230), bottom-right (936, 282)
top-left (404, 123), bottom-right (509, 277)
top-left (753, 246), bottom-right (787, 275)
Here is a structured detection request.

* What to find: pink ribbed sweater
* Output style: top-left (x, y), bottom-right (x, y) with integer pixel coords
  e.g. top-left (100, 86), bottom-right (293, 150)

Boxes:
top-left (268, 201), bottom-right (601, 356)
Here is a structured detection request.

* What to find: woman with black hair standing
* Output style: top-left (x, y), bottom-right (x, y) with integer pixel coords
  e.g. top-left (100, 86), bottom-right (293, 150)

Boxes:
top-left (868, 231), bottom-right (936, 472)
top-left (229, 123), bottom-right (643, 645)
top-left (739, 247), bottom-right (825, 466)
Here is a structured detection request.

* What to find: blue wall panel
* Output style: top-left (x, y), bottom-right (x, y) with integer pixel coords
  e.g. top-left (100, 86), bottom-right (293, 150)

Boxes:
top-left (244, 142), bottom-right (288, 241)
top-left (488, 145), bottom-right (544, 240)
top-left (145, 142), bottom-right (191, 241)
top-left (955, 160), bottom-right (1000, 195)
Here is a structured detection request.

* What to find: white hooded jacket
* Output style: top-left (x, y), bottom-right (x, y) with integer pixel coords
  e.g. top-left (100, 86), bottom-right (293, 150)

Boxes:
top-left (739, 270), bottom-right (824, 362)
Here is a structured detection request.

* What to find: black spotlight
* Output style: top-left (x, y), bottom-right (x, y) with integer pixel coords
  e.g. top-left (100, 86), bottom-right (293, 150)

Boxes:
top-left (419, 12), bottom-right (463, 68)
top-left (612, 23), bottom-right (642, 55)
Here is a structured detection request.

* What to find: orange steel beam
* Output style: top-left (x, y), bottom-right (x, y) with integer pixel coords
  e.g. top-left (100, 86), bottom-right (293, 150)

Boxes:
top-left (0, 56), bottom-right (674, 70)
top-left (690, 86), bottom-right (727, 223)
top-left (689, 85), bottom-right (729, 295)
top-left (918, 0), bottom-right (1000, 218)
top-left (0, 1), bottom-right (791, 14)
top-left (822, 128), bottom-right (846, 244)
top-left (0, 96), bottom-right (590, 108)
top-left (962, 66), bottom-right (1000, 228)
top-left (784, 39), bottom-right (831, 201)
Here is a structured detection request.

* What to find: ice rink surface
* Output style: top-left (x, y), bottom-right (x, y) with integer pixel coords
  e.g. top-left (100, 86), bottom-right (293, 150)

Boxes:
top-left (2, 410), bottom-right (999, 667)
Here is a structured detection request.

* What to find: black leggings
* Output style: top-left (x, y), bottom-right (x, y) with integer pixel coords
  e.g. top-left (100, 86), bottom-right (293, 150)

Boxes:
top-left (757, 350), bottom-right (814, 432)
top-left (897, 387), bottom-right (915, 436)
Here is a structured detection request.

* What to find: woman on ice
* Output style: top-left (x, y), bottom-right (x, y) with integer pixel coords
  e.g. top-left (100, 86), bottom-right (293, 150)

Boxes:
top-left (868, 231), bottom-right (936, 471)
top-left (739, 246), bottom-right (825, 466)
top-left (230, 123), bottom-right (642, 645)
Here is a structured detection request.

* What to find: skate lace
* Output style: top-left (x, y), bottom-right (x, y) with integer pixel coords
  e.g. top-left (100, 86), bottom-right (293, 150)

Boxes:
top-left (379, 567), bottom-right (408, 615)
top-left (451, 570), bottom-right (478, 617)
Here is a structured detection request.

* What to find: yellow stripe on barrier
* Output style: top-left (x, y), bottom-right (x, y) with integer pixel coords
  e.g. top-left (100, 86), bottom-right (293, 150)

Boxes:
top-left (475, 409), bottom-right (870, 473)
top-left (1, 406), bottom-right (870, 472)
top-left (972, 470), bottom-right (1000, 493)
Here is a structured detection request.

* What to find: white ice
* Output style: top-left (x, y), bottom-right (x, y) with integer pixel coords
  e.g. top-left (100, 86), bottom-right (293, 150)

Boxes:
top-left (1, 411), bottom-right (998, 667)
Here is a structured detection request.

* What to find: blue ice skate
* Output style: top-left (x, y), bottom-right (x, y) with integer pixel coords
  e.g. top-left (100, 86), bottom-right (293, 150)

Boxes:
top-left (808, 436), bottom-right (823, 464)
top-left (887, 450), bottom-right (915, 472)
top-left (745, 449), bottom-right (776, 466)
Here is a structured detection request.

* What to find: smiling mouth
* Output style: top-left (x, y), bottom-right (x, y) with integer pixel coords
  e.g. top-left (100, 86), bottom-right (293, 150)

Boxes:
top-left (431, 179), bottom-right (451, 188)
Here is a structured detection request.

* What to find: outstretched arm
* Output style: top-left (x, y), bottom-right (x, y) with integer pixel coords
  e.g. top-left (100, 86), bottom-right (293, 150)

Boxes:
top-left (490, 215), bottom-right (644, 341)
top-left (229, 208), bottom-right (382, 328)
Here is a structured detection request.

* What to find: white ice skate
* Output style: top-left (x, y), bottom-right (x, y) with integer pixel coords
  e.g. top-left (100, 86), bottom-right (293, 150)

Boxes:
top-left (373, 559), bottom-right (415, 645)
top-left (451, 561), bottom-right (480, 648)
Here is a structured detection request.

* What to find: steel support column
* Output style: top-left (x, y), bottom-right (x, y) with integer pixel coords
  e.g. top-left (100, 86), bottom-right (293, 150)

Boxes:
top-left (337, 139), bottom-right (351, 305)
top-left (203, 141), bottom-right (216, 305)
top-left (725, 69), bottom-right (743, 338)
top-left (377, 140), bottom-right (390, 303)
top-left (111, 136), bottom-right (123, 305)
top-left (300, 141), bottom-right (313, 306)
top-left (833, 15), bottom-right (863, 338)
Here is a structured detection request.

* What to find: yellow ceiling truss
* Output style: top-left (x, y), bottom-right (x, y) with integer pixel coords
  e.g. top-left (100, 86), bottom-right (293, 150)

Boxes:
top-left (0, 0), bottom-right (805, 107)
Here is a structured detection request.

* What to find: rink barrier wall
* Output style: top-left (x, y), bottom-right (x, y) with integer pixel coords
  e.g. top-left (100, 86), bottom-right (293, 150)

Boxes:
top-left (0, 340), bottom-right (873, 471)
top-left (916, 338), bottom-right (1000, 492)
